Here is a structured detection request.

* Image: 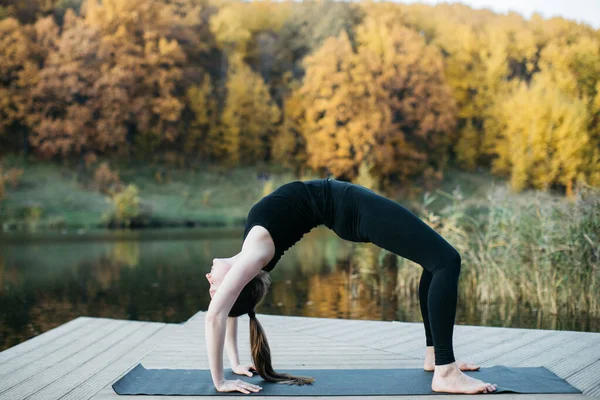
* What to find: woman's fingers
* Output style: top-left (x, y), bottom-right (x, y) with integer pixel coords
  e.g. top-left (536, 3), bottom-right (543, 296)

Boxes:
top-left (235, 380), bottom-right (262, 394)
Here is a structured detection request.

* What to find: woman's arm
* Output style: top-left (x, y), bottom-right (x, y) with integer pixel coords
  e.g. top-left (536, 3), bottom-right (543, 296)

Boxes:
top-left (226, 317), bottom-right (256, 377)
top-left (225, 317), bottom-right (240, 367)
top-left (205, 233), bottom-right (273, 392)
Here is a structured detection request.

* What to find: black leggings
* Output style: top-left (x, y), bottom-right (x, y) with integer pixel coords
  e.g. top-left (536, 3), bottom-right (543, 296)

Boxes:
top-left (327, 179), bottom-right (460, 365)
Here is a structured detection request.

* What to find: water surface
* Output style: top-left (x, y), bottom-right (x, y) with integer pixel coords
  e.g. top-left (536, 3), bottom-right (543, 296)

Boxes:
top-left (1, 228), bottom-right (598, 351)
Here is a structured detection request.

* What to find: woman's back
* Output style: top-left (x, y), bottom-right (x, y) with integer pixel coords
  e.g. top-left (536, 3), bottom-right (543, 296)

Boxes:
top-left (242, 179), bottom-right (333, 271)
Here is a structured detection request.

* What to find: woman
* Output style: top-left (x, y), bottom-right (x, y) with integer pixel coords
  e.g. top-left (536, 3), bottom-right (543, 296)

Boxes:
top-left (205, 178), bottom-right (497, 394)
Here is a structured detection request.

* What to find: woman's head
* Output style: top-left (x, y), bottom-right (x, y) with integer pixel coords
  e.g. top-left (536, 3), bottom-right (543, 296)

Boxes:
top-left (205, 258), bottom-right (232, 299)
top-left (207, 259), bottom-right (313, 385)
top-left (228, 269), bottom-right (271, 317)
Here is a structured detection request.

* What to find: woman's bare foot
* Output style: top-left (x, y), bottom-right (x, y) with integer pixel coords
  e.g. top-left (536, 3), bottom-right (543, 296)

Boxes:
top-left (432, 362), bottom-right (497, 394)
top-left (423, 347), bottom-right (480, 371)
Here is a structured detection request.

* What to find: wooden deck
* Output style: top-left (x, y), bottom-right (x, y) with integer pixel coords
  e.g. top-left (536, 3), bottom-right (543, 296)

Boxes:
top-left (1, 312), bottom-right (599, 399)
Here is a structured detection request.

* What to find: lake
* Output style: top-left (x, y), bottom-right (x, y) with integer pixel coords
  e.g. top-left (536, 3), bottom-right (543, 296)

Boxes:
top-left (1, 227), bottom-right (598, 351)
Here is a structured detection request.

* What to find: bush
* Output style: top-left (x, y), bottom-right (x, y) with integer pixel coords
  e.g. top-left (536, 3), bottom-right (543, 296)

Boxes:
top-left (104, 184), bottom-right (142, 228)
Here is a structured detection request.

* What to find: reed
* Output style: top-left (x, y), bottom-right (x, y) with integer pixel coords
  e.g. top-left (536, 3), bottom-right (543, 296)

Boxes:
top-left (422, 183), bottom-right (599, 315)
top-left (360, 183), bottom-right (600, 316)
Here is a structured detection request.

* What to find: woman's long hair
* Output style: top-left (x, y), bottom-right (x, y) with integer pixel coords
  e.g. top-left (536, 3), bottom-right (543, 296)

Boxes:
top-left (228, 271), bottom-right (314, 385)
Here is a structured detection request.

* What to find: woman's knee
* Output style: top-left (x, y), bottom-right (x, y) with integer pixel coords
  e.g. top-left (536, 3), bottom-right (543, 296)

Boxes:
top-left (434, 246), bottom-right (461, 275)
top-left (447, 247), bottom-right (462, 274)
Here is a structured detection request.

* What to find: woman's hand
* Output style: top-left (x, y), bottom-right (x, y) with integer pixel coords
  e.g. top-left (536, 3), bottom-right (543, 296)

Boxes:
top-left (216, 379), bottom-right (262, 394)
top-left (232, 363), bottom-right (257, 377)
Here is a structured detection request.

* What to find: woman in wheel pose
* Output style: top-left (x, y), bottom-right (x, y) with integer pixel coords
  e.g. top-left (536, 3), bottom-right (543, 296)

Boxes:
top-left (205, 178), bottom-right (497, 394)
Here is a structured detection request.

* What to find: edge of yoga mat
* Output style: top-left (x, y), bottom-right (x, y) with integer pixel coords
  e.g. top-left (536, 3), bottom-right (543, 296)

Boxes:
top-left (112, 364), bottom-right (582, 396)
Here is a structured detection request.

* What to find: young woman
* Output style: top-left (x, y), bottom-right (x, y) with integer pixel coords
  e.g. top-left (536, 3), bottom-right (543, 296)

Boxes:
top-left (205, 178), bottom-right (497, 394)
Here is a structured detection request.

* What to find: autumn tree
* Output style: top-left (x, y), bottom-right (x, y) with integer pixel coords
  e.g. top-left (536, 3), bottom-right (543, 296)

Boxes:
top-left (395, 3), bottom-right (537, 170)
top-left (28, 11), bottom-right (105, 156)
top-left (185, 74), bottom-right (220, 160)
top-left (0, 16), bottom-right (58, 153)
top-left (269, 0), bottom-right (364, 100)
top-left (209, 0), bottom-right (289, 59)
top-left (485, 76), bottom-right (590, 195)
top-left (0, 17), bottom-right (36, 150)
top-left (291, 16), bottom-right (455, 184)
top-left (85, 0), bottom-right (187, 152)
top-left (271, 85), bottom-right (308, 171)
top-left (293, 32), bottom-right (392, 179)
top-left (219, 55), bottom-right (280, 165)
top-left (355, 16), bottom-right (457, 178)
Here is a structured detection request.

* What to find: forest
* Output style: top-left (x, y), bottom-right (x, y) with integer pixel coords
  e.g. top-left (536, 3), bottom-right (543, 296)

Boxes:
top-left (0, 0), bottom-right (599, 196)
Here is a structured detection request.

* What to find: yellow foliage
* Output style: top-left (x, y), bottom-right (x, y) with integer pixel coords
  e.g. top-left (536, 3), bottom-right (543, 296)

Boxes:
top-left (454, 120), bottom-right (479, 171)
top-left (106, 184), bottom-right (141, 228)
top-left (272, 87), bottom-right (307, 169)
top-left (298, 31), bottom-right (392, 179)
top-left (295, 16), bottom-right (455, 182)
top-left (210, 0), bottom-right (290, 55)
top-left (0, 18), bottom-right (41, 135)
top-left (220, 57), bottom-right (280, 165)
top-left (186, 75), bottom-right (220, 159)
top-left (486, 76), bottom-right (590, 193)
top-left (1, 0), bottom-right (598, 195)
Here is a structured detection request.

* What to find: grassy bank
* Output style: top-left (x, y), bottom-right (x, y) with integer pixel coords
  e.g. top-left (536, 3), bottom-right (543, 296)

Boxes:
top-left (0, 154), bottom-right (501, 232)
top-left (0, 155), bottom-right (315, 231)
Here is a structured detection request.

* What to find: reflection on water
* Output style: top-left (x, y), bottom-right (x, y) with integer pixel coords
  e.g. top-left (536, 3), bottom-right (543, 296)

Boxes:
top-left (1, 228), bottom-right (598, 351)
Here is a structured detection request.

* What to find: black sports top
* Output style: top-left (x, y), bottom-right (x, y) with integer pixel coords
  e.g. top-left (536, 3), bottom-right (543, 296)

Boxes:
top-left (242, 178), bottom-right (335, 271)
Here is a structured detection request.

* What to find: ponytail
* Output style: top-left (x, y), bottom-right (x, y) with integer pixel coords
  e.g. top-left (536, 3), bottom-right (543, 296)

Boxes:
top-left (229, 271), bottom-right (312, 384)
top-left (249, 314), bottom-right (314, 385)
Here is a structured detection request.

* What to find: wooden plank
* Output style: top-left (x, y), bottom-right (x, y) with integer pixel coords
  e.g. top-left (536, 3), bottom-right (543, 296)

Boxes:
top-left (27, 322), bottom-right (169, 400)
top-left (348, 323), bottom-right (422, 347)
top-left (1, 313), bottom-right (597, 400)
top-left (481, 331), bottom-right (581, 367)
top-left (588, 384), bottom-right (600, 398)
top-left (286, 317), bottom-right (367, 333)
top-left (0, 317), bottom-right (91, 364)
top-left (294, 321), bottom-right (365, 339)
top-left (0, 319), bottom-right (139, 400)
top-left (262, 316), bottom-right (337, 331)
top-left (453, 328), bottom-right (529, 361)
top-left (512, 332), bottom-right (600, 367)
top-left (468, 329), bottom-right (554, 365)
top-left (0, 318), bottom-right (108, 376)
top-left (59, 324), bottom-right (180, 400)
top-left (379, 329), bottom-right (434, 353)
top-left (548, 341), bottom-right (600, 378)
top-left (0, 319), bottom-right (126, 395)
top-left (567, 359), bottom-right (600, 396)
top-left (90, 315), bottom-right (596, 400)
top-left (381, 325), bottom-right (486, 357)
top-left (318, 321), bottom-right (407, 344)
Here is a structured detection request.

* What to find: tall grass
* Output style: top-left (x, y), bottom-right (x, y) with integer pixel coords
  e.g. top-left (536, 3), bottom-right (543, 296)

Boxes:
top-left (389, 183), bottom-right (600, 316)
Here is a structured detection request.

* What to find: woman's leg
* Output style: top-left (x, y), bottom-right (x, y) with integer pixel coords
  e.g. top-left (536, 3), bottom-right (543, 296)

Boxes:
top-left (335, 184), bottom-right (496, 393)
top-left (419, 269), bottom-right (434, 349)
top-left (340, 184), bottom-right (460, 365)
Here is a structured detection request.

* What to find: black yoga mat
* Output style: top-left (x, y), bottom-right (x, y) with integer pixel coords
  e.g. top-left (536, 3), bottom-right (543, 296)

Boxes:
top-left (112, 364), bottom-right (581, 396)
